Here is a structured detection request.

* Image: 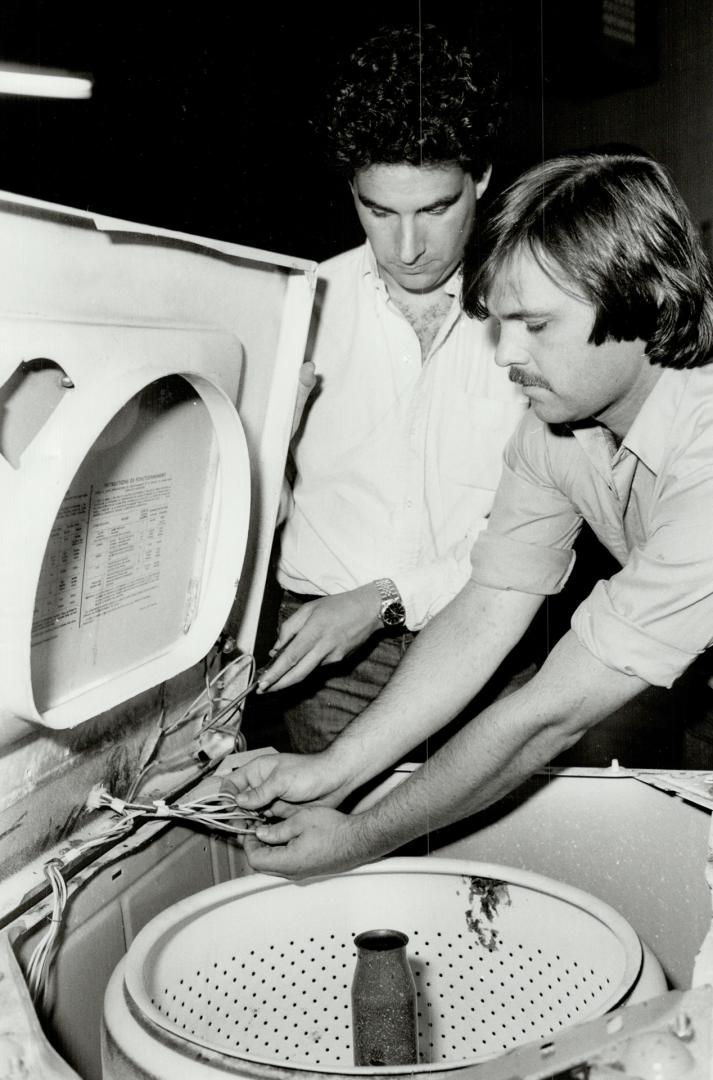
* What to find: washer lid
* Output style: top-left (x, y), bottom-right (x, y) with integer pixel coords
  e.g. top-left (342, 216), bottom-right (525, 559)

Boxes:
top-left (0, 189), bottom-right (316, 729)
top-left (0, 319), bottom-right (251, 728)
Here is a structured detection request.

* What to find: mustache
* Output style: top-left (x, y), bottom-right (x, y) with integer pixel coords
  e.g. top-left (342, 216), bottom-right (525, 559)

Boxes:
top-left (508, 368), bottom-right (552, 390)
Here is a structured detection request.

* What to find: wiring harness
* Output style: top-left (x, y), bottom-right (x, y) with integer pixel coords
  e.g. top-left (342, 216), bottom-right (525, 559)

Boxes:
top-left (127, 650), bottom-right (258, 798)
top-left (25, 647), bottom-right (263, 1009)
top-left (86, 786), bottom-right (268, 837)
top-left (27, 788), bottom-right (266, 1006)
top-left (26, 860), bottom-right (67, 1007)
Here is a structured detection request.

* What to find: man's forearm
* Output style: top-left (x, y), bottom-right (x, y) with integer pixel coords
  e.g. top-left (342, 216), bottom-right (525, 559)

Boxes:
top-left (340, 629), bottom-right (649, 859)
top-left (323, 580), bottom-right (544, 796)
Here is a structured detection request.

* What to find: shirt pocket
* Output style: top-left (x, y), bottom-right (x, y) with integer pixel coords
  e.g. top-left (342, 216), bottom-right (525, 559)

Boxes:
top-left (436, 395), bottom-right (527, 491)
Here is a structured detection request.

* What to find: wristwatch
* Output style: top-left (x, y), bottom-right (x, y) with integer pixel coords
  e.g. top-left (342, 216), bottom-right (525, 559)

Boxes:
top-left (374, 577), bottom-right (406, 628)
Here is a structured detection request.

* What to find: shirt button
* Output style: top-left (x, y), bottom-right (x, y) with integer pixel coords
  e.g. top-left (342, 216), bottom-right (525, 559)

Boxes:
top-left (406, 500), bottom-right (414, 509)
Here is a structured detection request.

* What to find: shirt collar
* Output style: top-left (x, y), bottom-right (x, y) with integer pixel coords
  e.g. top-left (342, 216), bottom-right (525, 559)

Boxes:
top-left (570, 366), bottom-right (687, 482)
top-left (444, 265), bottom-right (462, 297)
top-left (361, 240), bottom-right (462, 298)
top-left (362, 240), bottom-right (380, 280)
top-left (618, 366), bottom-right (687, 474)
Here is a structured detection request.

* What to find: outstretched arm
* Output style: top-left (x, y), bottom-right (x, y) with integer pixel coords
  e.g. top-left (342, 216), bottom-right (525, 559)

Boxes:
top-left (231, 579), bottom-right (543, 814)
top-left (243, 628), bottom-right (649, 878)
top-left (256, 535), bottom-right (507, 695)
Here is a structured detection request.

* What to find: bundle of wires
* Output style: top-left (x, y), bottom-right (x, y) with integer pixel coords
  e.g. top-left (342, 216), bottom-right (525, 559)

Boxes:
top-left (127, 651), bottom-right (257, 797)
top-left (27, 649), bottom-right (262, 1008)
top-left (87, 786), bottom-right (268, 837)
top-left (199, 651), bottom-right (258, 737)
top-left (26, 810), bottom-right (139, 1008)
top-left (27, 788), bottom-right (265, 1007)
top-left (26, 860), bottom-right (67, 1008)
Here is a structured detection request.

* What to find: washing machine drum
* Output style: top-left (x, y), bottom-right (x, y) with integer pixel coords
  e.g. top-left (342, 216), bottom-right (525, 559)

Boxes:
top-left (102, 857), bottom-right (664, 1078)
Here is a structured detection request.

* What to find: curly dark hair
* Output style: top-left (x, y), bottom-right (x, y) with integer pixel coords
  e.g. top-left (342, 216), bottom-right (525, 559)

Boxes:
top-left (315, 25), bottom-right (505, 179)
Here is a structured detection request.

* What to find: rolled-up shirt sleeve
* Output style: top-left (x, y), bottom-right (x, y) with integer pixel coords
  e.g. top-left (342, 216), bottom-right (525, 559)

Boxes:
top-left (464, 370), bottom-right (713, 686)
top-left (469, 412), bottom-right (581, 595)
top-left (572, 453), bottom-right (713, 687)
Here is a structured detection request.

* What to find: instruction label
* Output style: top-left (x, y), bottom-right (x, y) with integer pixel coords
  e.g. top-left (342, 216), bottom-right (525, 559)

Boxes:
top-left (32, 472), bottom-right (172, 645)
top-left (32, 495), bottom-right (89, 644)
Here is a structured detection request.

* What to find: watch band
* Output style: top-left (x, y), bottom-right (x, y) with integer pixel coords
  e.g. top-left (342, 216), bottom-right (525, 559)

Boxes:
top-left (374, 577), bottom-right (400, 605)
top-left (374, 577), bottom-right (406, 627)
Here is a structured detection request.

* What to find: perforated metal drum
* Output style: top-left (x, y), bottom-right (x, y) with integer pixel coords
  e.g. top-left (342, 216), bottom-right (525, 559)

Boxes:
top-left (105, 858), bottom-right (650, 1076)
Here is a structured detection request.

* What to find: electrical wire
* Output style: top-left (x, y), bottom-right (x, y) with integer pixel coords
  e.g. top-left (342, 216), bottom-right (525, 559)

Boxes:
top-left (127, 651), bottom-right (256, 798)
top-left (26, 861), bottom-right (67, 1007)
top-left (157, 652), bottom-right (255, 737)
top-left (86, 787), bottom-right (267, 837)
top-left (26, 811), bottom-right (143, 1006)
top-left (201, 676), bottom-right (260, 734)
top-left (26, 786), bottom-right (263, 1006)
top-left (27, 649), bottom-right (259, 1008)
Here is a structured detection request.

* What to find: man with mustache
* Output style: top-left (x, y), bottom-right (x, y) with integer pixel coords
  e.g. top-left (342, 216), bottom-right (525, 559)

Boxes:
top-left (258, 25), bottom-right (526, 753)
top-left (229, 152), bottom-right (713, 878)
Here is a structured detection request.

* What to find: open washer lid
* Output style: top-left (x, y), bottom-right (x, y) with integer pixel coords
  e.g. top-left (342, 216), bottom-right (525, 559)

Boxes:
top-left (1, 320), bottom-right (250, 727)
top-left (0, 191), bottom-right (316, 729)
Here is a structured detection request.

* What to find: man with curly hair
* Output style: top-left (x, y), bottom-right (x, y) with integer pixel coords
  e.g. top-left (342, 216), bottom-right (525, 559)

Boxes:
top-left (257, 25), bottom-right (526, 752)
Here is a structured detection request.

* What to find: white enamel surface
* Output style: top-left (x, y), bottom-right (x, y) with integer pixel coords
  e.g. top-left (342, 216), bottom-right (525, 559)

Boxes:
top-left (107, 858), bottom-right (651, 1075)
top-left (0, 189), bottom-right (316, 730)
top-left (0, 322), bottom-right (250, 727)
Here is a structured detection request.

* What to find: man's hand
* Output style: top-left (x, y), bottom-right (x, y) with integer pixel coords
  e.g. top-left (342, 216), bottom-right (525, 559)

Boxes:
top-left (257, 585), bottom-right (383, 692)
top-left (243, 806), bottom-right (366, 879)
top-left (222, 750), bottom-right (349, 817)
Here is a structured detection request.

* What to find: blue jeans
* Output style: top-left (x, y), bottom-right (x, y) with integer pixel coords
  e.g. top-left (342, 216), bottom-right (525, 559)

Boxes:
top-left (275, 591), bottom-right (417, 753)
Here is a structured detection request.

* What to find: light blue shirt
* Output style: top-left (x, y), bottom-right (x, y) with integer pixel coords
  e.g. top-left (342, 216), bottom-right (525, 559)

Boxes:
top-left (471, 363), bottom-right (713, 686)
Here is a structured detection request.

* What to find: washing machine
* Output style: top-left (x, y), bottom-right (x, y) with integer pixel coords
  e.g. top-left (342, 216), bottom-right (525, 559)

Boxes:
top-left (0, 189), bottom-right (711, 1080)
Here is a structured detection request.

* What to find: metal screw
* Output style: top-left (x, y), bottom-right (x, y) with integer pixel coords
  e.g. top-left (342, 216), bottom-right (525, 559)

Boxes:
top-left (672, 1010), bottom-right (693, 1041)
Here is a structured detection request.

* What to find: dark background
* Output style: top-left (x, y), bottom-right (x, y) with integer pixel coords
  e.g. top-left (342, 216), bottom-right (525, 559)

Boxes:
top-left (0, 0), bottom-right (662, 262)
top-left (4, 0), bottom-right (712, 766)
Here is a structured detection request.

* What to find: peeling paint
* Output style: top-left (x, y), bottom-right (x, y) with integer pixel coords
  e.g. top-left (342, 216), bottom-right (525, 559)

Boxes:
top-left (463, 875), bottom-right (511, 952)
top-left (0, 671), bottom-right (206, 882)
top-left (0, 816), bottom-right (26, 844)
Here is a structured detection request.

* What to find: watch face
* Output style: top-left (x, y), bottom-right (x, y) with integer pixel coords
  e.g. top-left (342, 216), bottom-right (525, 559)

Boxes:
top-left (382, 601), bottom-right (406, 627)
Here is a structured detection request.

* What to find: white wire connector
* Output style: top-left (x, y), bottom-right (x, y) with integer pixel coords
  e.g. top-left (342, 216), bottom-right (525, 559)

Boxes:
top-left (88, 788), bottom-right (267, 836)
top-left (86, 784), bottom-right (128, 816)
top-left (85, 783), bottom-right (109, 811)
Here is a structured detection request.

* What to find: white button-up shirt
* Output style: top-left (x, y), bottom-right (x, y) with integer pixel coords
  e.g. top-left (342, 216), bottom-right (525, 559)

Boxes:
top-left (278, 242), bottom-right (527, 629)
